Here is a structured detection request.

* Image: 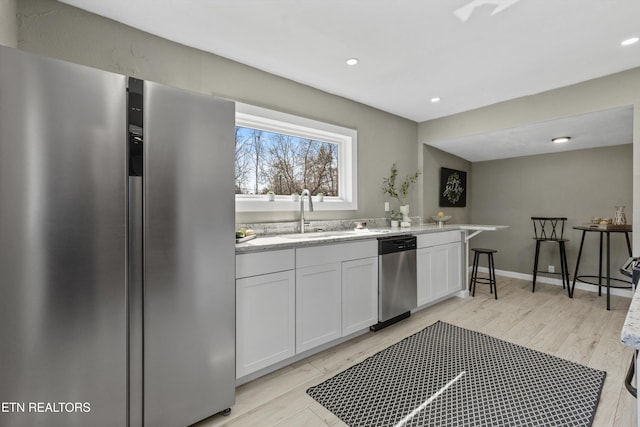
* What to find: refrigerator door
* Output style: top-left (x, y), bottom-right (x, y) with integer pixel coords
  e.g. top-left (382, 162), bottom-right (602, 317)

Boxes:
top-left (142, 81), bottom-right (236, 426)
top-left (0, 46), bottom-right (127, 426)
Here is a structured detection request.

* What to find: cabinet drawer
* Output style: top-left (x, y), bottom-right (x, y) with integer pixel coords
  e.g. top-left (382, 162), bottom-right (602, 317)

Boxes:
top-left (236, 249), bottom-right (295, 278)
top-left (296, 239), bottom-right (377, 269)
top-left (417, 231), bottom-right (461, 248)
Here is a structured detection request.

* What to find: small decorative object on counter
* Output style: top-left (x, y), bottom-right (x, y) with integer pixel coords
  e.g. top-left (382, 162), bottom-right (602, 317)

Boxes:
top-left (430, 211), bottom-right (452, 228)
top-left (381, 163), bottom-right (421, 226)
top-left (354, 221), bottom-right (367, 230)
top-left (614, 206), bottom-right (627, 225)
top-left (291, 192), bottom-right (299, 202)
top-left (266, 191), bottom-right (275, 202)
top-left (236, 227), bottom-right (256, 243)
top-left (389, 210), bottom-right (402, 228)
top-left (317, 192), bottom-right (324, 202)
top-left (399, 204), bottom-right (411, 227)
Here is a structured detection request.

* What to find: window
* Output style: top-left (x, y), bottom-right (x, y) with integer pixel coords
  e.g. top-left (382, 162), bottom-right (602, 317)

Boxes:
top-left (235, 127), bottom-right (339, 196)
top-left (235, 103), bottom-right (357, 212)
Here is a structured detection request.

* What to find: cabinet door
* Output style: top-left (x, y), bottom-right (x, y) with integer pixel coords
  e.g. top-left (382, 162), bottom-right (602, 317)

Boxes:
top-left (296, 263), bottom-right (342, 353)
top-left (417, 247), bottom-right (434, 306)
top-left (417, 242), bottom-right (461, 306)
top-left (342, 257), bottom-right (378, 336)
top-left (445, 242), bottom-right (462, 295)
top-left (236, 270), bottom-right (295, 378)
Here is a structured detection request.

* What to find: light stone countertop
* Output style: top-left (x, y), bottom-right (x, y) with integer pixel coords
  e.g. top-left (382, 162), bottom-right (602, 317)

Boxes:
top-left (621, 287), bottom-right (640, 349)
top-left (235, 223), bottom-right (507, 253)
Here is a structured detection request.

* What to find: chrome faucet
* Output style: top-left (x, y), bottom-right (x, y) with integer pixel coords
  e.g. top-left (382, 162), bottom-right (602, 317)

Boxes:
top-left (299, 189), bottom-right (314, 233)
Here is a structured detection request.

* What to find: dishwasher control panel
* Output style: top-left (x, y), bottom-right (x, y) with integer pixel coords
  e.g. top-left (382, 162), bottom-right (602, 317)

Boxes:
top-left (378, 235), bottom-right (417, 255)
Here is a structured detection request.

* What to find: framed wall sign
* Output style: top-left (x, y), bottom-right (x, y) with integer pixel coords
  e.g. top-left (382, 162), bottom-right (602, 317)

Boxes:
top-left (439, 167), bottom-right (466, 207)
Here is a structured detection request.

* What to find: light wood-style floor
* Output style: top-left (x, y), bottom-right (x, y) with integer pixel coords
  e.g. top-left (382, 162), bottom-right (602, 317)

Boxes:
top-left (196, 276), bottom-right (636, 427)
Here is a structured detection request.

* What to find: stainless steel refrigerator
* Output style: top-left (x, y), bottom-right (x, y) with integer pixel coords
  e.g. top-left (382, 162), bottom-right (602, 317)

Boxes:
top-left (0, 46), bottom-right (235, 427)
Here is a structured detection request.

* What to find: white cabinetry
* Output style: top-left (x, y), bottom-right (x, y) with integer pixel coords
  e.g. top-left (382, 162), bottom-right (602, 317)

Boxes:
top-left (342, 257), bottom-right (378, 336)
top-left (236, 249), bottom-right (295, 378)
top-left (296, 263), bottom-right (342, 353)
top-left (416, 231), bottom-right (462, 307)
top-left (235, 230), bottom-right (465, 380)
top-left (295, 240), bottom-right (377, 353)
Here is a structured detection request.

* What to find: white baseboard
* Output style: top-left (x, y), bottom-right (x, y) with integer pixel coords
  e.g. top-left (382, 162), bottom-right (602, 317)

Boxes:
top-left (456, 289), bottom-right (470, 298)
top-left (472, 266), bottom-right (634, 299)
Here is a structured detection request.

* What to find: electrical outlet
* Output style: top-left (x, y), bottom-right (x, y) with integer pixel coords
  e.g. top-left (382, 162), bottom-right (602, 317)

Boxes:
top-left (384, 202), bottom-right (390, 212)
top-left (548, 265), bottom-right (555, 273)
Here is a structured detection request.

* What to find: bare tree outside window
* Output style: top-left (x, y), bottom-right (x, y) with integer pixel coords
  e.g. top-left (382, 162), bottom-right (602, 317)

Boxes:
top-left (235, 126), bottom-right (338, 197)
top-left (234, 127), bottom-right (251, 194)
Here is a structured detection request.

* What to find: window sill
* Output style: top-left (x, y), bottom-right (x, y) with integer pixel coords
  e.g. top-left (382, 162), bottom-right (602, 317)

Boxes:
top-left (236, 197), bottom-right (357, 212)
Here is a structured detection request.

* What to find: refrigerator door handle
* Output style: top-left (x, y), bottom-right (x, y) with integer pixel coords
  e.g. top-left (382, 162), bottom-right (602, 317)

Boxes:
top-left (128, 176), bottom-right (143, 427)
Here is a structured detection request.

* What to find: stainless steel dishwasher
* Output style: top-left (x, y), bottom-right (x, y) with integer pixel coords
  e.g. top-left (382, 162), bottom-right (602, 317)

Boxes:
top-left (371, 235), bottom-right (417, 331)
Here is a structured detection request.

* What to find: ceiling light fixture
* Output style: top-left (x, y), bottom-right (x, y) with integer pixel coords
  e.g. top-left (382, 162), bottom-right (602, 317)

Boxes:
top-left (621, 37), bottom-right (639, 46)
top-left (431, 97), bottom-right (441, 103)
top-left (346, 58), bottom-right (359, 66)
top-left (551, 136), bottom-right (571, 144)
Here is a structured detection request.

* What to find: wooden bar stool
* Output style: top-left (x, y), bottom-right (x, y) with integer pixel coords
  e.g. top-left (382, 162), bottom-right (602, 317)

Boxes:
top-left (469, 248), bottom-right (498, 299)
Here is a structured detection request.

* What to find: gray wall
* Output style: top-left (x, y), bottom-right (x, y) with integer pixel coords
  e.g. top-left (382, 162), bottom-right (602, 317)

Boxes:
top-left (0, 0), bottom-right (17, 47)
top-left (13, 0), bottom-right (418, 224)
top-left (470, 145), bottom-right (632, 280)
top-left (422, 146), bottom-right (471, 224)
top-left (418, 66), bottom-right (640, 257)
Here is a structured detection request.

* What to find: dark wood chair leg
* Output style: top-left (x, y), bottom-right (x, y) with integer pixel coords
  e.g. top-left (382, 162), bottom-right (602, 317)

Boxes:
top-left (560, 241), bottom-right (571, 298)
top-left (571, 230), bottom-right (586, 297)
top-left (490, 253), bottom-right (497, 300)
top-left (470, 251), bottom-right (479, 297)
top-left (532, 240), bottom-right (541, 292)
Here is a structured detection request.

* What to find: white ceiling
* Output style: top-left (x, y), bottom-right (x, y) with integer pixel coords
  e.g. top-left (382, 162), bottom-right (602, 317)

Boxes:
top-left (59, 0), bottom-right (639, 160)
top-left (429, 105), bottom-right (634, 162)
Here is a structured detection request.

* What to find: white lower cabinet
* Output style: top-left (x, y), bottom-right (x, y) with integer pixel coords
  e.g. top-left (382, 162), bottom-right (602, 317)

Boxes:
top-left (236, 241), bottom-right (378, 378)
top-left (236, 270), bottom-right (295, 378)
top-left (417, 241), bottom-right (461, 306)
top-left (342, 257), bottom-right (378, 336)
top-left (295, 240), bottom-right (378, 354)
top-left (236, 249), bottom-right (295, 378)
top-left (236, 233), bottom-right (463, 379)
top-left (295, 263), bottom-right (342, 353)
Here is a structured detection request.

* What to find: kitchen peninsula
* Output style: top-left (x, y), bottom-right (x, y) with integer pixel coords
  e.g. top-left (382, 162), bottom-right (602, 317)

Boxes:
top-left (235, 223), bottom-right (507, 252)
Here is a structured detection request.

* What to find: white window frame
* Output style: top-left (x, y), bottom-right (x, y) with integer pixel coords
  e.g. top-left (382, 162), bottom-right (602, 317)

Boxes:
top-left (235, 103), bottom-right (358, 212)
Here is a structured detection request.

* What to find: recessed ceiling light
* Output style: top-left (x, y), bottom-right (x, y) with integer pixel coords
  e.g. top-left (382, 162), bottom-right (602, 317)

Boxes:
top-left (431, 97), bottom-right (441, 103)
top-left (346, 58), bottom-right (359, 66)
top-left (621, 37), bottom-right (639, 46)
top-left (551, 136), bottom-right (571, 144)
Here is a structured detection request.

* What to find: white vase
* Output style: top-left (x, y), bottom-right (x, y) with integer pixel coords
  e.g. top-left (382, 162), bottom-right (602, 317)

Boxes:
top-left (267, 193), bottom-right (275, 201)
top-left (399, 204), bottom-right (411, 223)
top-left (390, 220), bottom-right (399, 228)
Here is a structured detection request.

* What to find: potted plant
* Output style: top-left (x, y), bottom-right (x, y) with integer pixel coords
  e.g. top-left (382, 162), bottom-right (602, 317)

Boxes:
top-left (291, 192), bottom-right (299, 202)
top-left (382, 163), bottom-right (421, 223)
top-left (389, 210), bottom-right (403, 228)
top-left (316, 192), bottom-right (324, 202)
